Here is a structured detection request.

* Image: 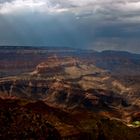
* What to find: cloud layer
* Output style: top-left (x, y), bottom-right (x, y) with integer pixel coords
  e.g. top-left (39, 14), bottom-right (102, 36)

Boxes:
top-left (0, 0), bottom-right (140, 53)
top-left (1, 0), bottom-right (140, 22)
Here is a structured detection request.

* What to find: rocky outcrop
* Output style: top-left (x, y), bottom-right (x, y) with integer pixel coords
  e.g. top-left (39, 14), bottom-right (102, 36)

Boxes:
top-left (0, 98), bottom-right (61, 140)
top-left (0, 98), bottom-right (140, 140)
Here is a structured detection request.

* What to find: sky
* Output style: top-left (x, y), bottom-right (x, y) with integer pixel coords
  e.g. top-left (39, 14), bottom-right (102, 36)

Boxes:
top-left (0, 0), bottom-right (140, 53)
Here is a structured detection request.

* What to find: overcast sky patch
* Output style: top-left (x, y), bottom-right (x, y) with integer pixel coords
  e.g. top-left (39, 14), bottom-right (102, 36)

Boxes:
top-left (0, 0), bottom-right (140, 53)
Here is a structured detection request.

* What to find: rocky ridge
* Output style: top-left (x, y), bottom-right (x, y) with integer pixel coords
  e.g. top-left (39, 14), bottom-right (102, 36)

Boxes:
top-left (0, 56), bottom-right (139, 125)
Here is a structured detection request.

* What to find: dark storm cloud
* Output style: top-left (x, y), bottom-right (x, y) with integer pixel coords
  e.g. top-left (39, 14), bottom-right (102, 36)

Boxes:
top-left (0, 0), bottom-right (140, 53)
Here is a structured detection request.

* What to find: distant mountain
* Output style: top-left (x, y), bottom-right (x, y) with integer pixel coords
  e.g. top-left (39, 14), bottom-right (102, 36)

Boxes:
top-left (0, 46), bottom-right (140, 77)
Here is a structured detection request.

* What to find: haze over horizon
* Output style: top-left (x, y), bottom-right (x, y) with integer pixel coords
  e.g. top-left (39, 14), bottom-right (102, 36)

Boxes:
top-left (0, 0), bottom-right (140, 53)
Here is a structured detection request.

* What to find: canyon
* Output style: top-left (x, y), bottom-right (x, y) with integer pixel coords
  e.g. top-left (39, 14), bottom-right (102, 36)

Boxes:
top-left (0, 47), bottom-right (140, 140)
